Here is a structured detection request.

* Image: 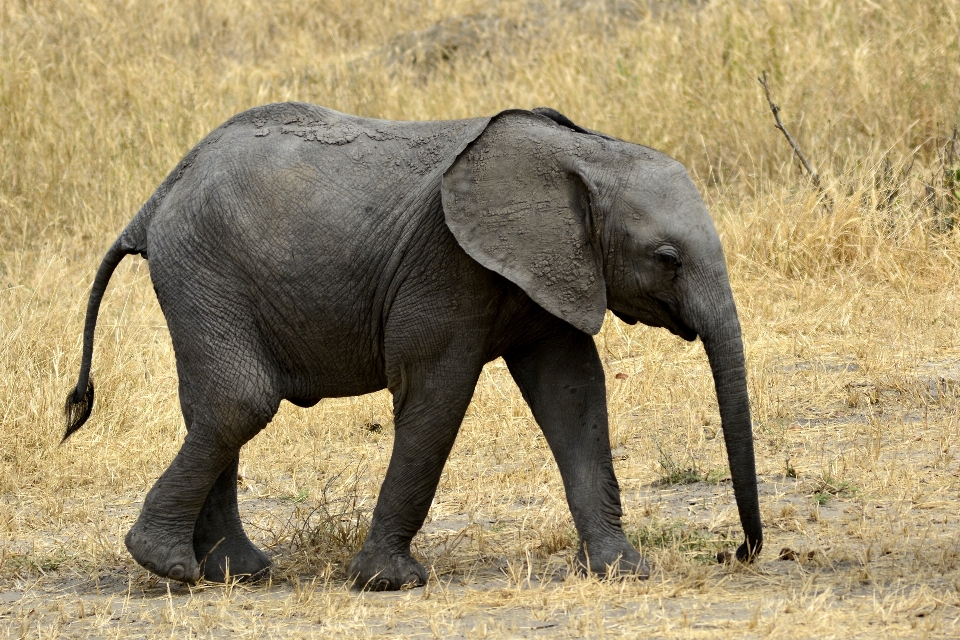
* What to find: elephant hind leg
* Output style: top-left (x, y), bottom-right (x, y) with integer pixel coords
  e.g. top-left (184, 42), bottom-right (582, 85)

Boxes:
top-left (177, 377), bottom-right (272, 582)
top-left (126, 350), bottom-right (280, 583)
top-left (124, 427), bottom-right (230, 583)
top-left (193, 454), bottom-right (271, 582)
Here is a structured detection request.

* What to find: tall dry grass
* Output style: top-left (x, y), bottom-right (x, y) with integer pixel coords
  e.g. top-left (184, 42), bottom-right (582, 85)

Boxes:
top-left (2, 0), bottom-right (960, 637)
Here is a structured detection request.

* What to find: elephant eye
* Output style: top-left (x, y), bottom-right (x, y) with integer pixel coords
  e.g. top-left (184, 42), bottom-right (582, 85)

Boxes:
top-left (654, 246), bottom-right (682, 270)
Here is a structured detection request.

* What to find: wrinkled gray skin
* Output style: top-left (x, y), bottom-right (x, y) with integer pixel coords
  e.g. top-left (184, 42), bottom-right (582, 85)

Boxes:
top-left (64, 103), bottom-right (762, 589)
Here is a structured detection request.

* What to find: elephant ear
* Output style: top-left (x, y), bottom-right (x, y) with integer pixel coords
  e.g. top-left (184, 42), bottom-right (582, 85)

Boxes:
top-left (441, 110), bottom-right (607, 335)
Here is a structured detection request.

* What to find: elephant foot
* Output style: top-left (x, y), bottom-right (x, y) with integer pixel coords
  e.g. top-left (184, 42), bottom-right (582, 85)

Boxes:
top-left (347, 547), bottom-right (427, 591)
top-left (576, 541), bottom-right (649, 579)
top-left (195, 535), bottom-right (271, 582)
top-left (190, 454), bottom-right (271, 582)
top-left (125, 519), bottom-right (200, 584)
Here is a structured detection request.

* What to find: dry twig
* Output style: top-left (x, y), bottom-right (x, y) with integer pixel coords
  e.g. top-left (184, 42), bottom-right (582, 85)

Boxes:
top-left (758, 71), bottom-right (831, 208)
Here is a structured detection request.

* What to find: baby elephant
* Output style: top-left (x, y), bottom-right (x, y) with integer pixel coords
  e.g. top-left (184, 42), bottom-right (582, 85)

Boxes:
top-left (65, 103), bottom-right (762, 589)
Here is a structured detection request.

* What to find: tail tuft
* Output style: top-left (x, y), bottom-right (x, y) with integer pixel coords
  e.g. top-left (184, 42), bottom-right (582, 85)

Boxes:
top-left (63, 237), bottom-right (134, 445)
top-left (63, 381), bottom-right (95, 442)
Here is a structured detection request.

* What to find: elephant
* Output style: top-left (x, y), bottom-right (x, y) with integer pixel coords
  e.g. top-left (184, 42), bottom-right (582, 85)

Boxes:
top-left (64, 102), bottom-right (762, 590)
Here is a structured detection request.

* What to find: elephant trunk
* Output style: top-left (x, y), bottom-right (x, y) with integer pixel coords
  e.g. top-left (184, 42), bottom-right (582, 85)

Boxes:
top-left (692, 278), bottom-right (763, 561)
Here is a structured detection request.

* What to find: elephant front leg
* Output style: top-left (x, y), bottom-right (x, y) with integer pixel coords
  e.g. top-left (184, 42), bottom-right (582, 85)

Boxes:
top-left (193, 454), bottom-right (271, 582)
top-left (505, 329), bottom-right (648, 579)
top-left (348, 365), bottom-right (479, 591)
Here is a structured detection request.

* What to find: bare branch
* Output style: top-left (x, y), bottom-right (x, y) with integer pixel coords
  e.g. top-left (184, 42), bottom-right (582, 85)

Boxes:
top-left (758, 71), bottom-right (824, 194)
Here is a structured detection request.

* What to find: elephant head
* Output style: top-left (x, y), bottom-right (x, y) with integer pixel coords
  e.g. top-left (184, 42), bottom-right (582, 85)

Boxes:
top-left (441, 109), bottom-right (762, 562)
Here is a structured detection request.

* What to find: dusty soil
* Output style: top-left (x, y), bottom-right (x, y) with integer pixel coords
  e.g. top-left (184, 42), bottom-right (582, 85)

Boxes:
top-left (4, 357), bottom-right (960, 638)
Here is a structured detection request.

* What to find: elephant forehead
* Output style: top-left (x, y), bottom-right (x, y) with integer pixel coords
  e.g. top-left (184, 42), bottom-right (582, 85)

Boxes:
top-left (617, 162), bottom-right (710, 221)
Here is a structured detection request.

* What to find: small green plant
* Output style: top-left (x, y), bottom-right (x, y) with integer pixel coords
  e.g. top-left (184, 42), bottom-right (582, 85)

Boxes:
top-left (704, 467), bottom-right (728, 484)
top-left (655, 441), bottom-right (711, 485)
top-left (657, 466), bottom-right (704, 485)
top-left (1, 551), bottom-right (69, 577)
top-left (286, 488), bottom-right (310, 503)
top-left (811, 466), bottom-right (859, 505)
top-left (627, 521), bottom-right (735, 563)
top-left (784, 456), bottom-right (799, 479)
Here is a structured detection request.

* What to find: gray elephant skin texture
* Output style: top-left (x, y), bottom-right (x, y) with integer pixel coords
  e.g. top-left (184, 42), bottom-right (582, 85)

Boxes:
top-left (64, 103), bottom-right (762, 590)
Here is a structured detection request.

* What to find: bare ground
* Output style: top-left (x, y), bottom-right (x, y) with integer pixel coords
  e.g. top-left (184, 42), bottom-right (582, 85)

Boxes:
top-left (4, 356), bottom-right (960, 638)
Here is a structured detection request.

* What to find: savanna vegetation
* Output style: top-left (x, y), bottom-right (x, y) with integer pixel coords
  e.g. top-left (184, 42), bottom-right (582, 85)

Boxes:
top-left (2, 0), bottom-right (960, 636)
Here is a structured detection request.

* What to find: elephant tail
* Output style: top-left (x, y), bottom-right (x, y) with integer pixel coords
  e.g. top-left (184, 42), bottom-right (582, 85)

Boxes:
top-left (63, 231), bottom-right (145, 441)
top-left (63, 123), bottom-right (202, 441)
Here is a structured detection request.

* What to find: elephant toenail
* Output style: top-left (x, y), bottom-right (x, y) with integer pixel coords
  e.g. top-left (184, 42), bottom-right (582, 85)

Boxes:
top-left (168, 564), bottom-right (185, 580)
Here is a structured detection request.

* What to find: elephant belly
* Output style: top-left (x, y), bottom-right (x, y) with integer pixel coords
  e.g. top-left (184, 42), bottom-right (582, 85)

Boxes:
top-left (261, 299), bottom-right (389, 402)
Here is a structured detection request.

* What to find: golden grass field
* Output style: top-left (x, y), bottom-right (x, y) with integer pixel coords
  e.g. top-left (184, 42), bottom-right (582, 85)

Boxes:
top-left (2, 0), bottom-right (960, 636)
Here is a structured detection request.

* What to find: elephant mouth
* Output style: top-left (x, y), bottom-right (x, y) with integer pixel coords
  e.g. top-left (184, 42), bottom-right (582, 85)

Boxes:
top-left (667, 318), bottom-right (698, 342)
top-left (612, 306), bottom-right (697, 342)
top-left (659, 301), bottom-right (698, 342)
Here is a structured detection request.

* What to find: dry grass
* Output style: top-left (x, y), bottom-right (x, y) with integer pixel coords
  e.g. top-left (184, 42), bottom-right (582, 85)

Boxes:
top-left (2, 0), bottom-right (960, 637)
